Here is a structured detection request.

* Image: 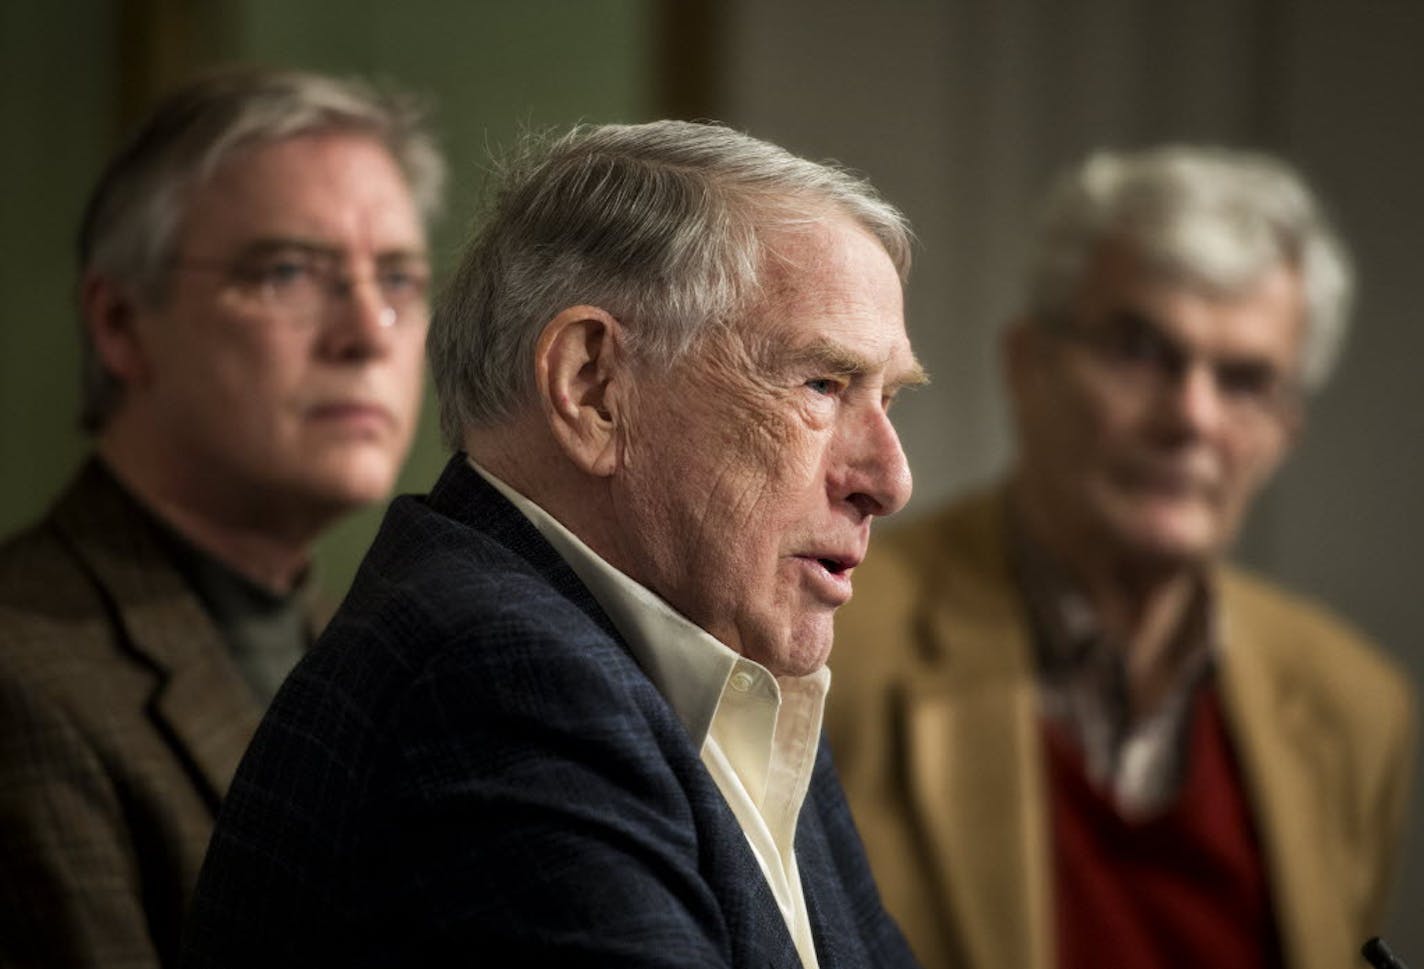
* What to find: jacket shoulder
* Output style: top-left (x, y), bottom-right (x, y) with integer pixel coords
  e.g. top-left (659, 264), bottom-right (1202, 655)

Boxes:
top-left (1221, 565), bottom-right (1415, 732)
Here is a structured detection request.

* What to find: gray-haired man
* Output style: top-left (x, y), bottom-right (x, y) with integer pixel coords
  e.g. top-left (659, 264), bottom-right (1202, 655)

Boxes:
top-left (829, 147), bottom-right (1416, 969)
top-left (183, 120), bottom-right (924, 968)
top-left (0, 68), bottom-right (443, 968)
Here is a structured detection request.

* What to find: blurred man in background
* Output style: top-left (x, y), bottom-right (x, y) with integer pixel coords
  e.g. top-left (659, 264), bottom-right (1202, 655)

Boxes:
top-left (829, 146), bottom-right (1415, 969)
top-left (0, 68), bottom-right (443, 968)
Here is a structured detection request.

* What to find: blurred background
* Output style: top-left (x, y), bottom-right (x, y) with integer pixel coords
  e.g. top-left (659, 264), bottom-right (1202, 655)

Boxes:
top-left (3, 0), bottom-right (1421, 949)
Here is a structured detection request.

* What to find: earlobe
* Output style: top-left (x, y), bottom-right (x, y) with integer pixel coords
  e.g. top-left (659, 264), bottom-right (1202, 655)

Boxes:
top-left (535, 305), bottom-right (624, 477)
top-left (83, 274), bottom-right (151, 386)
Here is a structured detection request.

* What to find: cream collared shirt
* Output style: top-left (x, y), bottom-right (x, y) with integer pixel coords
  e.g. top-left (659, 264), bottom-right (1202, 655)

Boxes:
top-left (472, 459), bottom-right (827, 969)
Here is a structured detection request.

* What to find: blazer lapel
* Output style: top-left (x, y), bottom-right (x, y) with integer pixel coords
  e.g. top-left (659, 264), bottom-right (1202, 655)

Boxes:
top-left (797, 811), bottom-right (855, 968)
top-left (1217, 579), bottom-right (1352, 969)
top-left (902, 610), bottom-right (1052, 969)
top-left (53, 462), bottom-right (262, 807)
top-left (898, 492), bottom-right (1053, 969)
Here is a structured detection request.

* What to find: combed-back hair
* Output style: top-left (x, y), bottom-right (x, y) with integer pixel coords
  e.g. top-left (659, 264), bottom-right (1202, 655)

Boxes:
top-left (429, 120), bottom-right (911, 443)
top-left (78, 66), bottom-right (445, 431)
top-left (1027, 145), bottom-right (1352, 390)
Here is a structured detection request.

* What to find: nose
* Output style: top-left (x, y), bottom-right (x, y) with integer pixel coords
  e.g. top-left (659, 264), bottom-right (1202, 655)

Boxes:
top-left (316, 276), bottom-right (397, 361)
top-left (837, 406), bottom-right (913, 519)
top-left (1158, 361), bottom-right (1225, 439)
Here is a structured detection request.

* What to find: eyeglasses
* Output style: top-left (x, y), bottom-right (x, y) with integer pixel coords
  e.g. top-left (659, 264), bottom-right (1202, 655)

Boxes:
top-left (1049, 311), bottom-right (1303, 424)
top-left (173, 243), bottom-right (431, 328)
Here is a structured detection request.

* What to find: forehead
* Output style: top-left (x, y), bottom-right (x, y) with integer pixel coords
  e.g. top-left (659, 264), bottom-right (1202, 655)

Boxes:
top-left (751, 217), bottom-right (915, 375)
top-left (1075, 240), bottom-right (1307, 363)
top-left (178, 132), bottom-right (423, 252)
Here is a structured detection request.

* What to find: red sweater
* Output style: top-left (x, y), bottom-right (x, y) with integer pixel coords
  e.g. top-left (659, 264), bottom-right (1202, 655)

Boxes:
top-left (1044, 682), bottom-right (1286, 969)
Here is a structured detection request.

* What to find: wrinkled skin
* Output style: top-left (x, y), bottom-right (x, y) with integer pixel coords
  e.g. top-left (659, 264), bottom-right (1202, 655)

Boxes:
top-left (610, 217), bottom-right (923, 677)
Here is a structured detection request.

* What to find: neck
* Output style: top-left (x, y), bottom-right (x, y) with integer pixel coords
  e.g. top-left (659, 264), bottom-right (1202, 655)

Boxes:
top-left (1012, 478), bottom-right (1207, 718)
top-left (466, 419), bottom-right (627, 571)
top-left (97, 429), bottom-right (317, 595)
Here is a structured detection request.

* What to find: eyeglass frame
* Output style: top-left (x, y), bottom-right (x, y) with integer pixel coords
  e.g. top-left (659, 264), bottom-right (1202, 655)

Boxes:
top-left (1042, 308), bottom-right (1307, 426)
top-left (168, 239), bottom-right (432, 328)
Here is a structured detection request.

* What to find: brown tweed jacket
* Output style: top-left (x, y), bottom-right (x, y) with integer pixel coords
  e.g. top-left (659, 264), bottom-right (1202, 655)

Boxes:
top-left (0, 461), bottom-right (268, 969)
top-left (828, 486), bottom-right (1417, 969)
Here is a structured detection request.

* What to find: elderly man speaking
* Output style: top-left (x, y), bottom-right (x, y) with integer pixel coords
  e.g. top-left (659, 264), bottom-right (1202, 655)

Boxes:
top-left (182, 121), bottom-right (925, 969)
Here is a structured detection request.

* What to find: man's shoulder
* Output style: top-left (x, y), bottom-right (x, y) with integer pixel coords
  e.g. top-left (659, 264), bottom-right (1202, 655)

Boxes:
top-left (1220, 564), bottom-right (1414, 712)
top-left (329, 488), bottom-right (615, 649)
top-left (0, 474), bottom-right (141, 685)
top-left (288, 486), bottom-right (654, 737)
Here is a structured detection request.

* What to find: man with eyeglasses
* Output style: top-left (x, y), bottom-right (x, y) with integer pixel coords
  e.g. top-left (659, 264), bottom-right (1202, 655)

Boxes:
top-left (0, 68), bottom-right (443, 968)
top-left (827, 147), bottom-right (1416, 969)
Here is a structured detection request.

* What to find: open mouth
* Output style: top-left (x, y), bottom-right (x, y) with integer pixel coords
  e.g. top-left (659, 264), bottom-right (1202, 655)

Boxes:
top-left (817, 557), bottom-right (851, 576)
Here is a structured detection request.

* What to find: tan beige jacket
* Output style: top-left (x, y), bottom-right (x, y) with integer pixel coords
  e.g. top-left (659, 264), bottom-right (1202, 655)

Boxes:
top-left (828, 487), bottom-right (1416, 969)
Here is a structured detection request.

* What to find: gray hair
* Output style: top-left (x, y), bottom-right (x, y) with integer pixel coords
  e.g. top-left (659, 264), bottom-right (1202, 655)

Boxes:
top-left (78, 67), bottom-right (446, 431)
top-left (1027, 145), bottom-right (1353, 390)
top-left (430, 120), bottom-right (911, 443)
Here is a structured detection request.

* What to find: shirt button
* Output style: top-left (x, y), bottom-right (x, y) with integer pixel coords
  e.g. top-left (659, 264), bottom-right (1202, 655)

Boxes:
top-left (729, 670), bottom-right (756, 693)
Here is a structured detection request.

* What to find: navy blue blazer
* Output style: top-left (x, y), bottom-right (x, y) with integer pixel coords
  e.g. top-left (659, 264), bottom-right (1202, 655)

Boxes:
top-left (182, 455), bottom-right (918, 968)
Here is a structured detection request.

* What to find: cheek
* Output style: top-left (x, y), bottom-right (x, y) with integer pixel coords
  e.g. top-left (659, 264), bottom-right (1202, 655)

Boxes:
top-left (387, 334), bottom-right (428, 409)
top-left (205, 321), bottom-right (306, 382)
top-left (1027, 376), bottom-right (1114, 467)
top-left (1228, 434), bottom-right (1289, 500)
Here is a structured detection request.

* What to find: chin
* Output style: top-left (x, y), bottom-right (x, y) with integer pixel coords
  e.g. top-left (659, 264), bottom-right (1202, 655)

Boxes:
top-left (777, 618), bottom-right (835, 677)
top-left (300, 454), bottom-right (402, 510)
top-left (1118, 523), bottom-right (1219, 569)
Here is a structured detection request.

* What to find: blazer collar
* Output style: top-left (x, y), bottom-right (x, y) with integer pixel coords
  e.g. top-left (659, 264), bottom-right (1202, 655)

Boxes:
top-left (423, 452), bottom-right (625, 644)
top-left (51, 460), bottom-right (263, 806)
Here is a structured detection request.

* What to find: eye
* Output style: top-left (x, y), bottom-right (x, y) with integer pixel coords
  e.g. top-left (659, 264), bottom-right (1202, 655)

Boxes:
top-left (1215, 360), bottom-right (1276, 400)
top-left (378, 265), bottom-right (431, 305)
top-left (805, 377), bottom-right (842, 397)
top-left (1103, 322), bottom-right (1170, 366)
top-left (241, 254), bottom-right (320, 293)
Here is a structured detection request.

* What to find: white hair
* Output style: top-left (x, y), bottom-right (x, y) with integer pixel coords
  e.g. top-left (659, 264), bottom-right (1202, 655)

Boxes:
top-left (429, 120), bottom-right (912, 443)
top-left (1028, 145), bottom-right (1353, 390)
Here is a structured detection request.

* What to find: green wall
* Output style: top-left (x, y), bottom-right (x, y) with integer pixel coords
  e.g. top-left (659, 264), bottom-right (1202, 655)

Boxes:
top-left (1, 0), bottom-right (657, 599)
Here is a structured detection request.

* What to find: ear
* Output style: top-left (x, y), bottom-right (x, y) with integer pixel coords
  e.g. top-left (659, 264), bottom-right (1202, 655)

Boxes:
top-left (534, 305), bottom-right (626, 477)
top-left (81, 273), bottom-right (152, 387)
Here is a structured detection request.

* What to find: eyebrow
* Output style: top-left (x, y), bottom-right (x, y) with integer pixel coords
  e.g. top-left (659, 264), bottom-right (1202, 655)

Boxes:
top-left (233, 237), bottom-right (429, 263)
top-left (787, 337), bottom-right (930, 392)
top-left (1105, 307), bottom-right (1285, 370)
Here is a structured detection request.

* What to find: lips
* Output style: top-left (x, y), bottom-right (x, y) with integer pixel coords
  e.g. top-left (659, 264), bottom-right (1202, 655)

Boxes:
top-left (794, 547), bottom-right (864, 606)
top-left (304, 400), bottom-right (396, 432)
top-left (1117, 459), bottom-right (1220, 498)
top-left (811, 553), bottom-right (858, 576)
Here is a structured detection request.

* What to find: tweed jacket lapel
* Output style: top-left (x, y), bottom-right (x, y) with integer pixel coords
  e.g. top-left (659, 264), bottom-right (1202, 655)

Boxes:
top-left (50, 461), bottom-right (262, 807)
top-left (1216, 575), bottom-right (1351, 969)
top-left (898, 491), bottom-right (1054, 969)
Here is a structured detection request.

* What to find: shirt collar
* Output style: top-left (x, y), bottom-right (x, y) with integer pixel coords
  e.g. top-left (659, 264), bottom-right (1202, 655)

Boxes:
top-left (470, 457), bottom-right (748, 746)
top-left (1007, 501), bottom-right (1218, 681)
